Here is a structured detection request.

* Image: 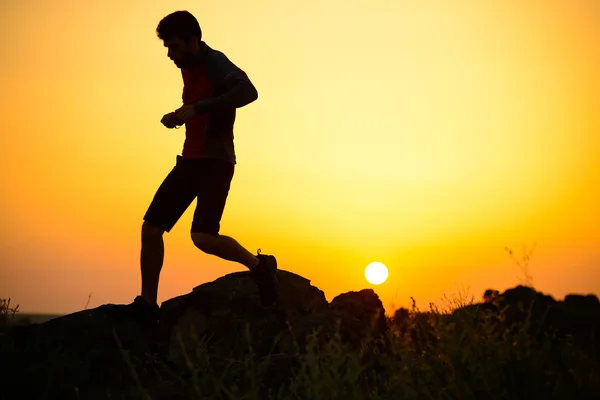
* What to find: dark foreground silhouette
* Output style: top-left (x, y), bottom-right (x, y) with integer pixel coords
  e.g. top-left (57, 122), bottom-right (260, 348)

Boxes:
top-left (1, 271), bottom-right (599, 400)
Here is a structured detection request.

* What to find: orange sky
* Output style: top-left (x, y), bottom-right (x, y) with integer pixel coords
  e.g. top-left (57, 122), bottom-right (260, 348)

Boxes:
top-left (1, 0), bottom-right (599, 315)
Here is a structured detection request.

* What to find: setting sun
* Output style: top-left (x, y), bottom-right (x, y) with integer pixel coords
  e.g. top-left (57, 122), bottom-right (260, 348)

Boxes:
top-left (365, 262), bottom-right (389, 285)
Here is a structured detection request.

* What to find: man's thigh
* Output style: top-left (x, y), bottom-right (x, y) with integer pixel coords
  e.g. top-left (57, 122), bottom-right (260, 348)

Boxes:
top-left (191, 159), bottom-right (235, 235)
top-left (143, 158), bottom-right (198, 233)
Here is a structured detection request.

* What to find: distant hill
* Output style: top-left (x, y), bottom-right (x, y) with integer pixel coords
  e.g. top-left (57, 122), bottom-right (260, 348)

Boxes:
top-left (8, 313), bottom-right (64, 326)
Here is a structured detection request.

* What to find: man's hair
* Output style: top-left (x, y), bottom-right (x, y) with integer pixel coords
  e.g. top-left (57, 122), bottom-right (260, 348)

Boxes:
top-left (156, 11), bottom-right (202, 43)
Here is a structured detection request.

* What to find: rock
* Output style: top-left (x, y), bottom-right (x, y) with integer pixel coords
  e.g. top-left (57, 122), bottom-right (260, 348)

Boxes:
top-left (0, 305), bottom-right (166, 399)
top-left (277, 289), bottom-right (388, 358)
top-left (278, 310), bottom-right (362, 355)
top-left (0, 269), bottom-right (386, 399)
top-left (329, 289), bottom-right (388, 339)
top-left (162, 270), bottom-right (329, 368)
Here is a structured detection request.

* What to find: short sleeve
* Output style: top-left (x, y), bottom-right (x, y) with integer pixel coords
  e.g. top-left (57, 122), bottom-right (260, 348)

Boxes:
top-left (203, 51), bottom-right (249, 91)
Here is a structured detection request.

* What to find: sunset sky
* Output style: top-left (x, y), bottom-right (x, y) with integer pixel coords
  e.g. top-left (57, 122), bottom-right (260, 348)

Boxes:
top-left (1, 0), bottom-right (598, 315)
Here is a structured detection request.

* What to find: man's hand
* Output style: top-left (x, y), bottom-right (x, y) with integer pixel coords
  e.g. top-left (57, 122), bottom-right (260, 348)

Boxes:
top-left (173, 104), bottom-right (197, 123)
top-left (161, 112), bottom-right (184, 129)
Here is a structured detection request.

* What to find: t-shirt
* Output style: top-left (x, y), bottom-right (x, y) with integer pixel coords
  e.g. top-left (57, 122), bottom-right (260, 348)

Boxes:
top-left (180, 42), bottom-right (251, 164)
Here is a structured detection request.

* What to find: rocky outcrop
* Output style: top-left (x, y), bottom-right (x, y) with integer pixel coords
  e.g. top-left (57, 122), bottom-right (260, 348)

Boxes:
top-left (0, 270), bottom-right (387, 399)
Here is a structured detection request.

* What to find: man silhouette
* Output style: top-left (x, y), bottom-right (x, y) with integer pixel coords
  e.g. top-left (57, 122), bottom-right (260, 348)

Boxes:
top-left (109, 11), bottom-right (278, 325)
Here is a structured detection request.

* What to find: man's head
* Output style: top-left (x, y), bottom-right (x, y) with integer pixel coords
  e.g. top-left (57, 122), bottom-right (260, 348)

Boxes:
top-left (156, 11), bottom-right (202, 69)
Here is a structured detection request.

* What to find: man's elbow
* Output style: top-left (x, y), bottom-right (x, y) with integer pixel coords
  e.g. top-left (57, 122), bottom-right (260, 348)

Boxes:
top-left (227, 80), bottom-right (258, 108)
top-left (244, 82), bottom-right (258, 105)
top-left (251, 85), bottom-right (259, 102)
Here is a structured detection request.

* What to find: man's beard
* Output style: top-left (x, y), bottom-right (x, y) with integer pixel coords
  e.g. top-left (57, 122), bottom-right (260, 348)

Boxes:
top-left (179, 54), bottom-right (195, 68)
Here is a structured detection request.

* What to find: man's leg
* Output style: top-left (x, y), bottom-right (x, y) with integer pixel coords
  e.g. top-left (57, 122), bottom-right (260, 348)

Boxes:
top-left (139, 157), bottom-right (197, 306)
top-left (191, 232), bottom-right (278, 307)
top-left (191, 159), bottom-right (278, 307)
top-left (191, 232), bottom-right (258, 269)
top-left (140, 222), bottom-right (165, 305)
top-left (105, 158), bottom-right (196, 324)
top-left (189, 159), bottom-right (258, 269)
top-left (105, 221), bottom-right (165, 322)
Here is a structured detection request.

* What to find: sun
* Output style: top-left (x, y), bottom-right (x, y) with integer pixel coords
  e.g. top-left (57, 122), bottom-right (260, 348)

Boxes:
top-left (365, 262), bottom-right (388, 285)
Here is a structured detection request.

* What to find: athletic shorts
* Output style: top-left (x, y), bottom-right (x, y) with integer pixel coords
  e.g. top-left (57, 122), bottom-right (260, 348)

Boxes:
top-left (143, 155), bottom-right (235, 235)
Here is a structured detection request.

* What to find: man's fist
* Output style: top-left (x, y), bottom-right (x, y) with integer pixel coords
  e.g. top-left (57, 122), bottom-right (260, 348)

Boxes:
top-left (161, 112), bottom-right (184, 129)
top-left (173, 104), bottom-right (197, 123)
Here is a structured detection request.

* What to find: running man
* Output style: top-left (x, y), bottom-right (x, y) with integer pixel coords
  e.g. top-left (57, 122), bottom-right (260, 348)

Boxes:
top-left (109, 10), bottom-right (278, 324)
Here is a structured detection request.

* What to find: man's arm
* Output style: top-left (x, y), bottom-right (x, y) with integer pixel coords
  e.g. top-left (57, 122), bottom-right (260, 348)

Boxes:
top-left (193, 53), bottom-right (258, 115)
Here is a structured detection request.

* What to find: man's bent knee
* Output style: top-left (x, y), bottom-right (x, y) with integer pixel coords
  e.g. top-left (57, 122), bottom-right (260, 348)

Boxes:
top-left (191, 231), bottom-right (218, 253)
top-left (142, 221), bottom-right (165, 239)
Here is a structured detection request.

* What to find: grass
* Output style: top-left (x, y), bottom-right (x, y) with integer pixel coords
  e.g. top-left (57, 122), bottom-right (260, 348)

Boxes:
top-left (3, 292), bottom-right (597, 400)
top-left (130, 296), bottom-right (598, 400)
top-left (0, 298), bottom-right (19, 331)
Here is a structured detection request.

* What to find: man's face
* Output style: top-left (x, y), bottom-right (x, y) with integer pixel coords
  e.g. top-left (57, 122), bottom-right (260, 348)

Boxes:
top-left (164, 36), bottom-right (198, 68)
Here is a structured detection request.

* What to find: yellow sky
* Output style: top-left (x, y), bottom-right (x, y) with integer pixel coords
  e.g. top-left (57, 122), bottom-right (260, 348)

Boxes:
top-left (1, 0), bottom-right (598, 315)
